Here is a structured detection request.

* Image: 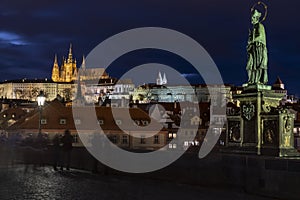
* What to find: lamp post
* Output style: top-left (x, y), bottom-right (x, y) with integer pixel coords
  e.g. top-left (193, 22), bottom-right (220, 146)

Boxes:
top-left (37, 91), bottom-right (46, 135)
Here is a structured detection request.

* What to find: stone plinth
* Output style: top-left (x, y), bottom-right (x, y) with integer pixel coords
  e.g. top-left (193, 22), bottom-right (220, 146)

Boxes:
top-left (226, 84), bottom-right (299, 157)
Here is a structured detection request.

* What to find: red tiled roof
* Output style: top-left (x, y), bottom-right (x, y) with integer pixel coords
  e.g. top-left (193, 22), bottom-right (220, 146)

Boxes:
top-left (8, 99), bottom-right (165, 132)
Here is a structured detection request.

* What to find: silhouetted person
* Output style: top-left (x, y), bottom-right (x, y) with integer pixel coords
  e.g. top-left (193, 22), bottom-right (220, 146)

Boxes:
top-left (52, 134), bottom-right (61, 171)
top-left (60, 130), bottom-right (73, 170)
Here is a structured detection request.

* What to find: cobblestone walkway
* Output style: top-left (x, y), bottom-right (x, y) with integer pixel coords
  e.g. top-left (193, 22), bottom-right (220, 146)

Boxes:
top-left (0, 165), bottom-right (273, 200)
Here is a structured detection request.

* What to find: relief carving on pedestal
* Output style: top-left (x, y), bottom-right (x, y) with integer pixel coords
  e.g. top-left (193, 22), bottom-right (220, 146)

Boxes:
top-left (242, 103), bottom-right (255, 120)
top-left (284, 116), bottom-right (292, 133)
top-left (263, 120), bottom-right (278, 145)
top-left (283, 135), bottom-right (291, 148)
top-left (229, 122), bottom-right (241, 143)
top-left (262, 103), bottom-right (271, 113)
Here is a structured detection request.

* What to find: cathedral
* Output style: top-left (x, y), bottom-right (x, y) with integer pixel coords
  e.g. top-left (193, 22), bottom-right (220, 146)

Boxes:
top-left (52, 44), bottom-right (78, 82)
top-left (52, 44), bottom-right (111, 83)
top-left (156, 71), bottom-right (167, 85)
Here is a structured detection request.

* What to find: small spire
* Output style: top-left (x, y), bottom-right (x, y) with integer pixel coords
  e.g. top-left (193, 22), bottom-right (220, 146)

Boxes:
top-left (81, 55), bottom-right (86, 69)
top-left (76, 75), bottom-right (82, 97)
top-left (157, 71), bottom-right (162, 85)
top-left (162, 73), bottom-right (167, 85)
top-left (69, 43), bottom-right (72, 54)
top-left (68, 43), bottom-right (73, 63)
top-left (275, 76), bottom-right (283, 84)
top-left (54, 54), bottom-right (58, 65)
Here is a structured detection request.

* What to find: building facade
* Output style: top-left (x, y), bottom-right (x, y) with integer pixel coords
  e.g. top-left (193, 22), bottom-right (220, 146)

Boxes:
top-left (7, 100), bottom-right (168, 150)
top-left (0, 79), bottom-right (74, 101)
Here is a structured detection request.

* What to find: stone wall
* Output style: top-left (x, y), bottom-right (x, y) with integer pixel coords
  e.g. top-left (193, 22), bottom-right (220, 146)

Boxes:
top-left (5, 144), bottom-right (300, 200)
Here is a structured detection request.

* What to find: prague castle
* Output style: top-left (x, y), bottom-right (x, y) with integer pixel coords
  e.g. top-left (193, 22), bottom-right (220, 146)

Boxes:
top-left (52, 44), bottom-right (78, 82)
top-left (52, 44), bottom-right (111, 82)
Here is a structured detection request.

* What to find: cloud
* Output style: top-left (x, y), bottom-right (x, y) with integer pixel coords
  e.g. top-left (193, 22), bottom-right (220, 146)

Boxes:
top-left (0, 31), bottom-right (29, 46)
top-left (0, 0), bottom-right (298, 95)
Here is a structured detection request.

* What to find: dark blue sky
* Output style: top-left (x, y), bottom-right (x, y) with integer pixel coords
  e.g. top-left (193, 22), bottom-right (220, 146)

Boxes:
top-left (0, 0), bottom-right (299, 95)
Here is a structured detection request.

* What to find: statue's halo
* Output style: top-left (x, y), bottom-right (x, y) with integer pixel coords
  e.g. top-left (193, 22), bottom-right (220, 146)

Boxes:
top-left (251, 1), bottom-right (268, 22)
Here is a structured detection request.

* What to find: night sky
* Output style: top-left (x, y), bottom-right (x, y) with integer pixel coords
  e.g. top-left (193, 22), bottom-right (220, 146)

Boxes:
top-left (0, 0), bottom-right (299, 95)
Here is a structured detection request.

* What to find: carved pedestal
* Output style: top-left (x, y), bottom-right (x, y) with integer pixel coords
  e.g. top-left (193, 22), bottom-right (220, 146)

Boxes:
top-left (226, 85), bottom-right (299, 157)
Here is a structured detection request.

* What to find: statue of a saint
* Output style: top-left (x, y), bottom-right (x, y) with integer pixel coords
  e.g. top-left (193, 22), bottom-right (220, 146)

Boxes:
top-left (246, 9), bottom-right (268, 84)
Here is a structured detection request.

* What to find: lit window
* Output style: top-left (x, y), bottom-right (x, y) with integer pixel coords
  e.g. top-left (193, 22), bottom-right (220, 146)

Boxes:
top-left (12, 114), bottom-right (16, 118)
top-left (294, 128), bottom-right (298, 134)
top-left (75, 119), bottom-right (81, 125)
top-left (168, 143), bottom-right (177, 149)
top-left (168, 133), bottom-right (177, 139)
top-left (60, 119), bottom-right (66, 125)
top-left (3, 114), bottom-right (6, 118)
top-left (73, 134), bottom-right (79, 143)
top-left (41, 119), bottom-right (47, 125)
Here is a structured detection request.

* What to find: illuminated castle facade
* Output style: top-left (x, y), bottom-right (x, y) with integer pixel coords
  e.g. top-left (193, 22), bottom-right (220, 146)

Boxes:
top-left (52, 44), bottom-right (78, 82)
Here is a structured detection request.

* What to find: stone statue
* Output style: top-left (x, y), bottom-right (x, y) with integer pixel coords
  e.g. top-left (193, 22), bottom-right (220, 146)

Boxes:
top-left (284, 116), bottom-right (292, 133)
top-left (246, 9), bottom-right (268, 84)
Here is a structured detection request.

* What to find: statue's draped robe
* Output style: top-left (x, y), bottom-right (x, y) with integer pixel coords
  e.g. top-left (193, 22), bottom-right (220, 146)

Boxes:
top-left (246, 23), bottom-right (268, 84)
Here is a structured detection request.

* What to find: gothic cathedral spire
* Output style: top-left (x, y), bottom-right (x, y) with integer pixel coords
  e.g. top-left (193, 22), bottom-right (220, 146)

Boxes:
top-left (81, 55), bottom-right (86, 69)
top-left (51, 54), bottom-right (60, 82)
top-left (51, 45), bottom-right (78, 83)
top-left (67, 43), bottom-right (73, 63)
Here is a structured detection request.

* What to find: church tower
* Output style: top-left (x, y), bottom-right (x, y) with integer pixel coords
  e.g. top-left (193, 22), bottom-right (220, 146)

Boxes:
top-left (162, 73), bottom-right (167, 85)
top-left (157, 71), bottom-right (162, 85)
top-left (60, 57), bottom-right (66, 82)
top-left (51, 54), bottom-right (60, 82)
top-left (156, 71), bottom-right (167, 85)
top-left (65, 44), bottom-right (75, 82)
top-left (51, 44), bottom-right (80, 83)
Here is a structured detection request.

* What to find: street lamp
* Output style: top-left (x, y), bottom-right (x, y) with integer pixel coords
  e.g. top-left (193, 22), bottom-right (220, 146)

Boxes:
top-left (37, 91), bottom-right (46, 135)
